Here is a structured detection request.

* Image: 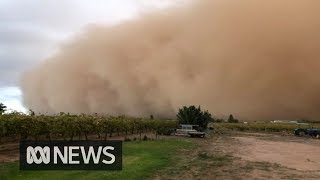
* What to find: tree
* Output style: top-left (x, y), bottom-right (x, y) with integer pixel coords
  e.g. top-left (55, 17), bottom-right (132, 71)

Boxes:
top-left (0, 103), bottom-right (7, 115)
top-left (228, 114), bottom-right (239, 123)
top-left (177, 105), bottom-right (213, 129)
top-left (29, 109), bottom-right (35, 116)
top-left (228, 114), bottom-right (234, 122)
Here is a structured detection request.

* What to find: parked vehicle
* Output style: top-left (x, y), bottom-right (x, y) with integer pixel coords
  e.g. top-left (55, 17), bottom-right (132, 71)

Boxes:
top-left (294, 128), bottom-right (320, 138)
top-left (175, 124), bottom-right (205, 138)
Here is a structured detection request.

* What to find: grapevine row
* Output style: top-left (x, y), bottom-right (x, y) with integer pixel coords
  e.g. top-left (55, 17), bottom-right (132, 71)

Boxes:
top-left (0, 112), bottom-right (177, 143)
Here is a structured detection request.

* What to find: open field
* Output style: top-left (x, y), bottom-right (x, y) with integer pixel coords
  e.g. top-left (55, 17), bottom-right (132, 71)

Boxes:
top-left (1, 127), bottom-right (320, 179)
top-left (211, 122), bottom-right (320, 133)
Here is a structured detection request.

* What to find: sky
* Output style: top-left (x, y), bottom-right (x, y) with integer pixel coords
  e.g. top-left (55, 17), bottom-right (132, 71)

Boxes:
top-left (0, 0), bottom-right (176, 113)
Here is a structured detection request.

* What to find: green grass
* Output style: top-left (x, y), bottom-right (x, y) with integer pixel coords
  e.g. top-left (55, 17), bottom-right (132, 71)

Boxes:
top-left (0, 139), bottom-right (193, 180)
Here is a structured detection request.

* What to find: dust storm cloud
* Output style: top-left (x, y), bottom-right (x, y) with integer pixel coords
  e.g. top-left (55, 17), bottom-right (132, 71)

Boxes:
top-left (21, 0), bottom-right (320, 121)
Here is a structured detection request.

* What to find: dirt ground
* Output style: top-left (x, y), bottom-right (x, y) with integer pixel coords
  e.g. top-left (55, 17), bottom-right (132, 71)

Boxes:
top-left (234, 133), bottom-right (320, 171)
top-left (155, 132), bottom-right (320, 180)
top-left (0, 143), bottom-right (19, 163)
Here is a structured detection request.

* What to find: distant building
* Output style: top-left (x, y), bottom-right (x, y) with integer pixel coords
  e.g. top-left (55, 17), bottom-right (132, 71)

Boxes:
top-left (270, 120), bottom-right (298, 124)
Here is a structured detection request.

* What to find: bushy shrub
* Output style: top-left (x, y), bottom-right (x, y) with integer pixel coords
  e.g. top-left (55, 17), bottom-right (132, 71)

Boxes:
top-left (227, 114), bottom-right (239, 123)
top-left (177, 105), bottom-right (213, 129)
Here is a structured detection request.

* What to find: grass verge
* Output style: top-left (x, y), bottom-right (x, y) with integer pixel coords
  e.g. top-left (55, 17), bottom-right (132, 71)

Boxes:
top-left (0, 139), bottom-right (193, 180)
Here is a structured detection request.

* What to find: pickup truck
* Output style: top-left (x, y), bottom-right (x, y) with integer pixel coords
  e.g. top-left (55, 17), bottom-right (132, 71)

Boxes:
top-left (294, 128), bottom-right (320, 138)
top-left (175, 124), bottom-right (205, 138)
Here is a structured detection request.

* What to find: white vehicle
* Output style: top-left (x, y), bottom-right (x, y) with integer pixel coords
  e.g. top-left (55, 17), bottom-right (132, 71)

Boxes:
top-left (175, 124), bottom-right (205, 138)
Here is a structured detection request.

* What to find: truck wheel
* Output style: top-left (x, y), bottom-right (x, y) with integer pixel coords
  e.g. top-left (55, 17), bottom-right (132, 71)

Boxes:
top-left (298, 131), bottom-right (305, 136)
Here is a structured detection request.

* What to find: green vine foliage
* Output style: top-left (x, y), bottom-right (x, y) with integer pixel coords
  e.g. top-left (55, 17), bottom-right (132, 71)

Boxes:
top-left (0, 112), bottom-right (177, 143)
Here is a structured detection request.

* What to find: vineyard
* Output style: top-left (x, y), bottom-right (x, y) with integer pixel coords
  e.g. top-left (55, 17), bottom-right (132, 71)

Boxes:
top-left (2, 111), bottom-right (320, 144)
top-left (210, 122), bottom-right (320, 133)
top-left (0, 112), bottom-right (177, 144)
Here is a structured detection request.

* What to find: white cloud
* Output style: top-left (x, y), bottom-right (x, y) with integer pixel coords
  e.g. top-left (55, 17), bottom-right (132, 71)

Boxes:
top-left (0, 86), bottom-right (27, 113)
